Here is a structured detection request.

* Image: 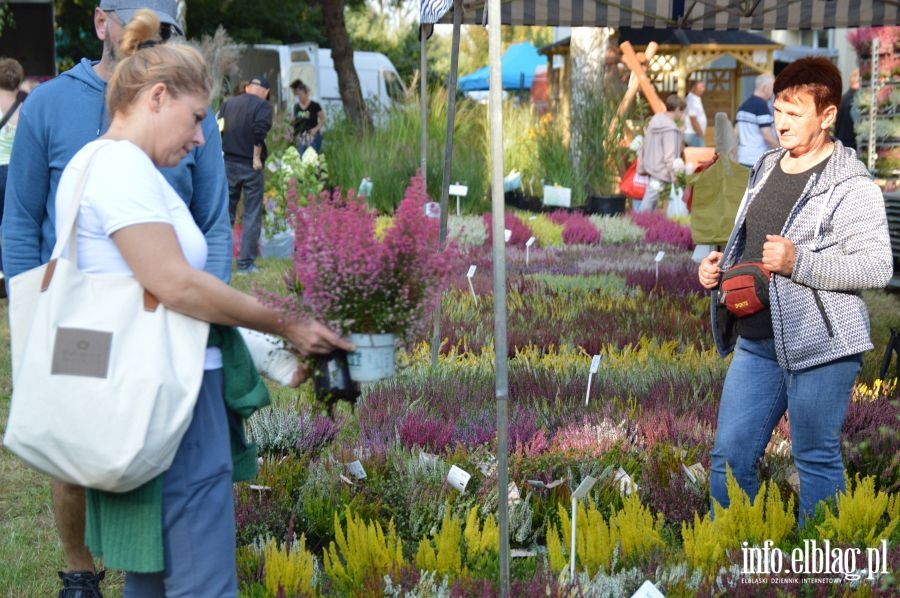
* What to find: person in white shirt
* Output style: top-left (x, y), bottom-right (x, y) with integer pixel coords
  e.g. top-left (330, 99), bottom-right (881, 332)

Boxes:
top-left (683, 79), bottom-right (707, 147)
top-left (53, 10), bottom-right (352, 596)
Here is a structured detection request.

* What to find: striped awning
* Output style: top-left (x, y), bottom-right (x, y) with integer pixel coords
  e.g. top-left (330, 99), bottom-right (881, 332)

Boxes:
top-left (442, 0), bottom-right (900, 30)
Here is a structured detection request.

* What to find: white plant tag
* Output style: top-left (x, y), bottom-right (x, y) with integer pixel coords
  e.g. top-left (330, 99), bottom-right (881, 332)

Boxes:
top-left (572, 475), bottom-right (598, 500)
top-left (346, 460), bottom-right (367, 480)
top-left (467, 265), bottom-right (477, 279)
top-left (590, 354), bottom-right (602, 374)
top-left (630, 580), bottom-right (665, 598)
top-left (504, 228), bottom-right (512, 243)
top-left (424, 202), bottom-right (440, 219)
top-left (525, 236), bottom-right (536, 248)
top-left (614, 467), bottom-right (639, 496)
top-left (447, 465), bottom-right (471, 492)
top-left (449, 183), bottom-right (468, 196)
top-left (655, 251), bottom-right (666, 263)
top-left (508, 482), bottom-right (521, 504)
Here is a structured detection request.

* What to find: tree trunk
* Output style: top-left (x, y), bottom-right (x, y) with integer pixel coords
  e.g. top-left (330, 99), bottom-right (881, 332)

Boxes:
top-left (320, 0), bottom-right (372, 132)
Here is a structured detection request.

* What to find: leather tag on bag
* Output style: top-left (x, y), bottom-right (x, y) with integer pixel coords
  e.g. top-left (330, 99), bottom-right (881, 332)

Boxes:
top-left (51, 327), bottom-right (112, 378)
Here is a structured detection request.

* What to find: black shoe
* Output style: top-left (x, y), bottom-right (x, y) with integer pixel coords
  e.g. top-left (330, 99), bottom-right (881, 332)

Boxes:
top-left (58, 570), bottom-right (104, 598)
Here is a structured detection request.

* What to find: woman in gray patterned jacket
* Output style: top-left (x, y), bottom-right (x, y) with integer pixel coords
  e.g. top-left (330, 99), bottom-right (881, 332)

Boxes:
top-left (697, 57), bottom-right (893, 526)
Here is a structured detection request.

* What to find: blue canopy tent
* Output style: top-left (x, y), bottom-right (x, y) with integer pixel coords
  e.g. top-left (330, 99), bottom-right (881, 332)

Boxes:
top-left (457, 42), bottom-right (546, 92)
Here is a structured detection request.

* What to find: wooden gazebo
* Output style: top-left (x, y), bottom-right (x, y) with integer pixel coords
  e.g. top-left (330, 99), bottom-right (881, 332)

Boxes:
top-left (539, 28), bottom-right (783, 145)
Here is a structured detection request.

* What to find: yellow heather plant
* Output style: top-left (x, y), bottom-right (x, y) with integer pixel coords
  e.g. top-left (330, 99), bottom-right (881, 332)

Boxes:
top-left (546, 494), bottom-right (664, 576)
top-left (323, 507), bottom-right (405, 591)
top-left (263, 535), bottom-right (316, 598)
top-left (817, 474), bottom-right (900, 546)
top-left (682, 469), bottom-right (795, 575)
top-left (415, 509), bottom-right (463, 577)
top-left (524, 214), bottom-right (565, 247)
top-left (463, 506), bottom-right (499, 562)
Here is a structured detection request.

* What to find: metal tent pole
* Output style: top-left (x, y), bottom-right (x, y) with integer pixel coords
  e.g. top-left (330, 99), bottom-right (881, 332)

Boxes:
top-left (487, 0), bottom-right (510, 592)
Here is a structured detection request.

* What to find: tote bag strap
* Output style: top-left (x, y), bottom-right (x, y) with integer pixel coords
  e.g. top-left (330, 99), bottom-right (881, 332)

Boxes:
top-left (50, 142), bottom-right (112, 262)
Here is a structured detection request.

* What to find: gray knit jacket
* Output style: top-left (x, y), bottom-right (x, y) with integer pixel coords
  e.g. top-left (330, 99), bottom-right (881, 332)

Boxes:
top-left (711, 141), bottom-right (894, 370)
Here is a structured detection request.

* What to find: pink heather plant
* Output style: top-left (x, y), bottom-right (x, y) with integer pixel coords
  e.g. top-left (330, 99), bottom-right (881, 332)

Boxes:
top-left (290, 172), bottom-right (458, 338)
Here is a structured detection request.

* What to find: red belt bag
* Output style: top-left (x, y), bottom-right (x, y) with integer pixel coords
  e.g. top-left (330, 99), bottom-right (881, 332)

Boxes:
top-left (720, 262), bottom-right (771, 317)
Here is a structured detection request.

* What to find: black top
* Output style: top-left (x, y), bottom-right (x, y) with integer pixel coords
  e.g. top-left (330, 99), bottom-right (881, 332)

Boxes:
top-left (219, 93), bottom-right (274, 163)
top-left (292, 100), bottom-right (323, 137)
top-left (736, 156), bottom-right (829, 339)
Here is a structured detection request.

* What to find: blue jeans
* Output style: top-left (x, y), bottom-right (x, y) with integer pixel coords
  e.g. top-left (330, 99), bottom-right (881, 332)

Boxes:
top-left (225, 159), bottom-right (264, 270)
top-left (710, 337), bottom-right (861, 525)
top-left (124, 369), bottom-right (236, 597)
top-left (684, 132), bottom-right (705, 147)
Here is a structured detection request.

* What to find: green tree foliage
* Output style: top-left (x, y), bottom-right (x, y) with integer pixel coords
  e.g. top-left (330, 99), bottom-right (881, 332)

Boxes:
top-left (186, 0), bottom-right (327, 45)
top-left (54, 0), bottom-right (101, 71)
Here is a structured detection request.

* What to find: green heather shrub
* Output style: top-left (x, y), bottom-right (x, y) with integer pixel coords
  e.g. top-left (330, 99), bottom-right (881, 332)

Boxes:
top-left (446, 215), bottom-right (487, 247)
top-left (247, 404), bottom-right (300, 454)
top-left (589, 214), bottom-right (645, 244)
top-left (529, 272), bottom-right (630, 295)
top-left (817, 474), bottom-right (900, 547)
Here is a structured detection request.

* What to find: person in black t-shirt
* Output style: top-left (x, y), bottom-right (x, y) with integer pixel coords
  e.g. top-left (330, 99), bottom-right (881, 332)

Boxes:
top-left (290, 79), bottom-right (326, 154)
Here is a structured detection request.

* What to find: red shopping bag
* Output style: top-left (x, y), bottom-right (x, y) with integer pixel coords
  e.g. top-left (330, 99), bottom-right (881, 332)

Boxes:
top-left (619, 160), bottom-right (648, 199)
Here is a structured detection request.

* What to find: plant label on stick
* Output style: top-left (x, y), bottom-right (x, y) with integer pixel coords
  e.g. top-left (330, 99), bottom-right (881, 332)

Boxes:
top-left (466, 265), bottom-right (478, 305)
top-left (504, 229), bottom-right (512, 243)
top-left (572, 475), bottom-right (597, 500)
top-left (447, 465), bottom-right (471, 492)
top-left (655, 251), bottom-right (665, 262)
top-left (467, 265), bottom-right (477, 279)
top-left (449, 183), bottom-right (468, 196)
top-left (508, 482), bottom-right (521, 505)
top-left (346, 460), bottom-right (367, 480)
top-left (630, 580), bottom-right (665, 598)
top-left (525, 236), bottom-right (536, 265)
top-left (585, 354), bottom-right (601, 406)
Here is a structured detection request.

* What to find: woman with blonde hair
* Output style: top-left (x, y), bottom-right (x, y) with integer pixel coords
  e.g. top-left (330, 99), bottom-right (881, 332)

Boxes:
top-left (52, 10), bottom-right (352, 595)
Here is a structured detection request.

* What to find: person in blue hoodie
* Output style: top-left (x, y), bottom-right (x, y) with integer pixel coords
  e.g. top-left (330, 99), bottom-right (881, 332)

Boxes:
top-left (1, 2), bottom-right (231, 596)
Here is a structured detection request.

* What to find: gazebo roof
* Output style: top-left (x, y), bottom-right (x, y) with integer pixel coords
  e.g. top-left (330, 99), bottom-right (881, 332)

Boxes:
top-left (539, 28), bottom-right (780, 56)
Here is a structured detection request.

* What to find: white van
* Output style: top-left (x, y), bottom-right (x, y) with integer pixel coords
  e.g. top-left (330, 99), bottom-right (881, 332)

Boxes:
top-left (234, 43), bottom-right (406, 118)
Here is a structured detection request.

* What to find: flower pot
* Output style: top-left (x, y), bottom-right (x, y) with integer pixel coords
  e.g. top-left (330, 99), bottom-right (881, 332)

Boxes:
top-left (313, 350), bottom-right (361, 407)
top-left (587, 194), bottom-right (626, 215)
top-left (347, 332), bottom-right (397, 382)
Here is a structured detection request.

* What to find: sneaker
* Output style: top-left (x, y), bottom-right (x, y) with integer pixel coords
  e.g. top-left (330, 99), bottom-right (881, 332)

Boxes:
top-left (236, 264), bottom-right (260, 275)
top-left (58, 570), bottom-right (105, 598)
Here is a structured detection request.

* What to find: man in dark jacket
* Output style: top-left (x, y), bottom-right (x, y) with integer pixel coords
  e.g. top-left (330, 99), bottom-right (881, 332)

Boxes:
top-left (220, 76), bottom-right (273, 274)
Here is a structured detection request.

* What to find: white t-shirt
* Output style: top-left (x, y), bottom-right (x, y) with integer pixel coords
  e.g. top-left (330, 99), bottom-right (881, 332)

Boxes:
top-left (683, 92), bottom-right (707, 138)
top-left (55, 139), bottom-right (221, 369)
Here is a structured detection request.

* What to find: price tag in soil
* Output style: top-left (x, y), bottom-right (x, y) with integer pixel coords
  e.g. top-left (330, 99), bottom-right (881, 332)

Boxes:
top-left (424, 202), bottom-right (440, 219)
top-left (346, 460), bottom-right (367, 480)
top-left (447, 465), bottom-right (471, 492)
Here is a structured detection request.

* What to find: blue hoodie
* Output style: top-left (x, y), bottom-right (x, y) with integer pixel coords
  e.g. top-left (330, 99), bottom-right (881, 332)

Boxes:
top-left (2, 58), bottom-right (232, 282)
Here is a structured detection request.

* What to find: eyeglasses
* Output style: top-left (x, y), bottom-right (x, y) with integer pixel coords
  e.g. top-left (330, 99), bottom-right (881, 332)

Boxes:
top-left (105, 10), bottom-right (181, 42)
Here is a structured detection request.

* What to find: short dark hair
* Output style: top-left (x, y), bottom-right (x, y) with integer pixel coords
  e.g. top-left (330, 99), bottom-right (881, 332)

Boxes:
top-left (773, 57), bottom-right (842, 114)
top-left (290, 79), bottom-right (308, 93)
top-left (665, 93), bottom-right (686, 112)
top-left (0, 57), bottom-right (24, 92)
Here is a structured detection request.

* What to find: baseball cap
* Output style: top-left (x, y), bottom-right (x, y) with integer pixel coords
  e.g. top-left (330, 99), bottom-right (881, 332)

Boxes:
top-left (98, 1), bottom-right (183, 36)
top-left (250, 75), bottom-right (271, 90)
